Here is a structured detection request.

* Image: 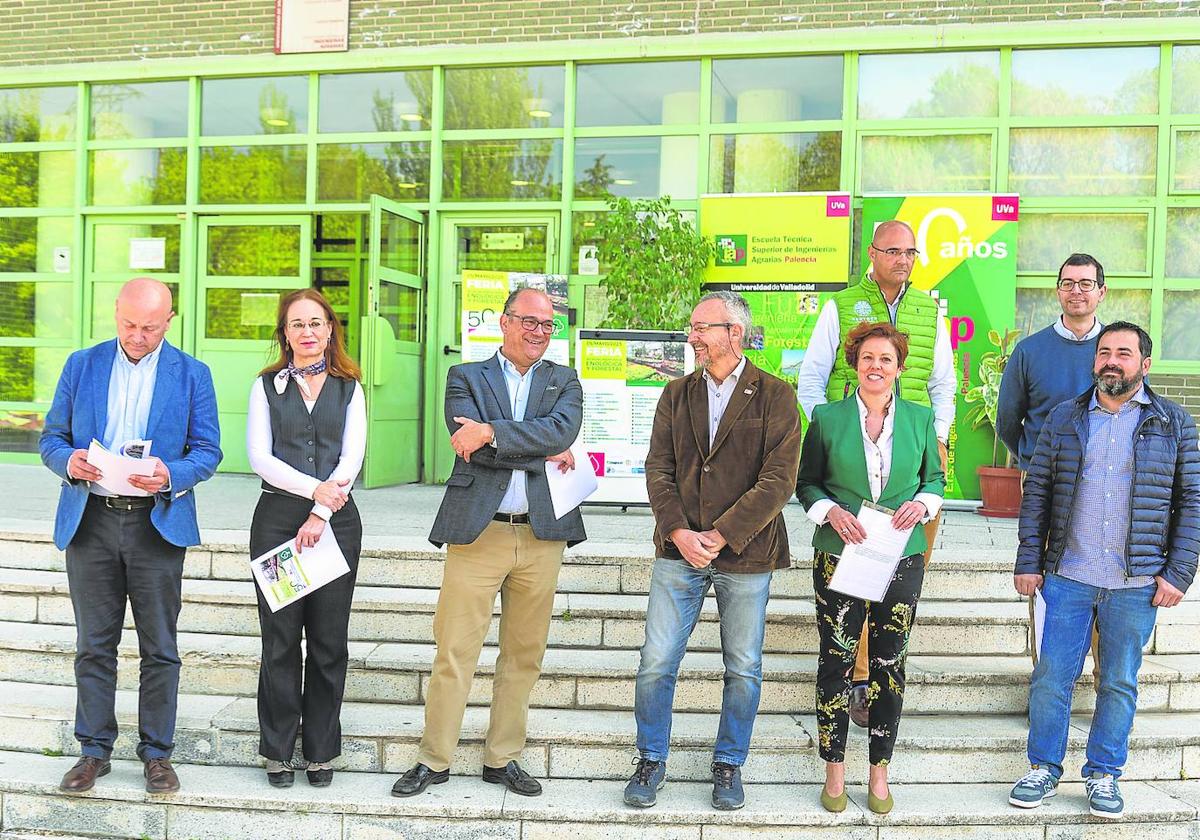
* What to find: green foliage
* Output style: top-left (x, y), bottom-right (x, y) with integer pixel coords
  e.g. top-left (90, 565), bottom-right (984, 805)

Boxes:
top-left (596, 196), bottom-right (712, 331)
top-left (963, 326), bottom-right (1022, 468)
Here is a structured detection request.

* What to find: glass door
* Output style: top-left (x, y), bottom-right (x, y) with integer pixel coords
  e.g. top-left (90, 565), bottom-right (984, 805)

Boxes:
top-left (430, 213), bottom-right (559, 481)
top-left (195, 215), bottom-right (310, 473)
top-left (363, 196), bottom-right (424, 487)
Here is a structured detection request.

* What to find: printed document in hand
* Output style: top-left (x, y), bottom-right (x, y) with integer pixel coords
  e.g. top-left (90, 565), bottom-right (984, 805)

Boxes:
top-left (544, 445), bottom-right (599, 519)
top-left (828, 503), bottom-right (914, 601)
top-left (86, 438), bottom-right (157, 497)
top-left (249, 527), bottom-right (350, 613)
top-left (1032, 589), bottom-right (1047, 659)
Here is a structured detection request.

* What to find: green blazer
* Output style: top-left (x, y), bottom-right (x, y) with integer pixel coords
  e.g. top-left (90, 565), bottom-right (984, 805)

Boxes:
top-left (796, 395), bottom-right (945, 557)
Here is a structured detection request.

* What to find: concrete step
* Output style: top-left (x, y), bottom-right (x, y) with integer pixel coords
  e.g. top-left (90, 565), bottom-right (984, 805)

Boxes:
top-left (0, 749), bottom-right (1197, 839)
top-left (0, 567), bottom-right (1097, 657)
top-left (2, 621), bottom-right (1199, 715)
top-left (2, 680), bottom-right (1198, 785)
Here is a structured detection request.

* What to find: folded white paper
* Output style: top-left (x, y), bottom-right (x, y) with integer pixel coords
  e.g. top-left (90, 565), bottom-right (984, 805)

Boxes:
top-left (828, 504), bottom-right (914, 601)
top-left (544, 445), bottom-right (599, 519)
top-left (86, 439), bottom-right (156, 497)
top-left (1032, 589), bottom-right (1047, 660)
top-left (249, 527), bottom-right (350, 613)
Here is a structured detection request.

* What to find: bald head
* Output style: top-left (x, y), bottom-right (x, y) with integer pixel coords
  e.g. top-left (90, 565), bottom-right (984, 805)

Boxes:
top-left (115, 277), bottom-right (174, 362)
top-left (871, 220), bottom-right (914, 245)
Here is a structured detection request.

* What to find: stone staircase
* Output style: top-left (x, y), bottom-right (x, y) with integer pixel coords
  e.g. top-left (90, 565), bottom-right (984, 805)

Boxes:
top-left (1, 525), bottom-right (1200, 838)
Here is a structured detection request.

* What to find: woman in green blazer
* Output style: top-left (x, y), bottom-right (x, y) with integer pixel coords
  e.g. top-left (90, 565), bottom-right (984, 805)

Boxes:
top-left (796, 321), bottom-right (945, 815)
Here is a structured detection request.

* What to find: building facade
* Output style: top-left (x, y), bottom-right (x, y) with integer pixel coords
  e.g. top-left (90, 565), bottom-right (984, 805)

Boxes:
top-left (2, 1), bottom-right (1199, 484)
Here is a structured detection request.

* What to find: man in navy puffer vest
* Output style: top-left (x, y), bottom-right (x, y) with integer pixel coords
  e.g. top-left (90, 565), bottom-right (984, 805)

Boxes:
top-left (1008, 321), bottom-right (1200, 821)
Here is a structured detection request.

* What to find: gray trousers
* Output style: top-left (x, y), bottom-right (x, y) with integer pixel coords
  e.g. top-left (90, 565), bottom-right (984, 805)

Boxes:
top-left (65, 495), bottom-right (185, 760)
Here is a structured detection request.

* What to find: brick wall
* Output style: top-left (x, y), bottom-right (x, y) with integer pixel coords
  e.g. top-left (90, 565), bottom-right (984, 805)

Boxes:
top-left (1152, 374), bottom-right (1200, 428)
top-left (2, 0), bottom-right (1199, 68)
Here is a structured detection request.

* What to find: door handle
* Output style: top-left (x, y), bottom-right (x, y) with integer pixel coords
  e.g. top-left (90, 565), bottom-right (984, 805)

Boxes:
top-left (443, 344), bottom-right (461, 356)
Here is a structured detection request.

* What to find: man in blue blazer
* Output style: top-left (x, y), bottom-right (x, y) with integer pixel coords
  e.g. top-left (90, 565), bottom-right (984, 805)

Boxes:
top-left (40, 278), bottom-right (222, 795)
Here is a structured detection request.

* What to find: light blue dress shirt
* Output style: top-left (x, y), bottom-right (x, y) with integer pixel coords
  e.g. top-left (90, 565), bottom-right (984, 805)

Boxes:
top-left (92, 340), bottom-right (162, 496)
top-left (495, 350), bottom-right (543, 515)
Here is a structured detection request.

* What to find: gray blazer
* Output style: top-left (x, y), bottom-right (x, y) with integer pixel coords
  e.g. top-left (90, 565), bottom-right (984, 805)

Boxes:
top-left (428, 355), bottom-right (587, 548)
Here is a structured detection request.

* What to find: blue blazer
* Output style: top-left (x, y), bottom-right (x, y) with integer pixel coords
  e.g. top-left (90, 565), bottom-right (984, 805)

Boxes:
top-left (39, 339), bottom-right (223, 550)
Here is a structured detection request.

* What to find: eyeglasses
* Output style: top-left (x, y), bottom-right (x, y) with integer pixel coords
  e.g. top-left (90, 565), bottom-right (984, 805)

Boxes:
top-left (505, 312), bottom-right (557, 334)
top-left (285, 318), bottom-right (329, 332)
top-left (687, 321), bottom-right (734, 334)
top-left (1057, 278), bottom-right (1102, 292)
top-left (870, 245), bottom-right (920, 260)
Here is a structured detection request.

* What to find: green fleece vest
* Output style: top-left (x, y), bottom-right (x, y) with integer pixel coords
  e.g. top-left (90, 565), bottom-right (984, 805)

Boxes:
top-left (825, 272), bottom-right (939, 406)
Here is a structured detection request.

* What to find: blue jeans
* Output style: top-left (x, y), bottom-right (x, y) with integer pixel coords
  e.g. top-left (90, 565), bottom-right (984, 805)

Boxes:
top-left (1027, 573), bottom-right (1158, 780)
top-left (634, 556), bottom-right (772, 767)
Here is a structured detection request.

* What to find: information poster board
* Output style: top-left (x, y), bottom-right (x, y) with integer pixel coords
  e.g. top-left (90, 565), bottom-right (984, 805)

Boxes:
top-left (862, 195), bottom-right (1019, 500)
top-left (576, 329), bottom-right (694, 505)
top-left (460, 270), bottom-right (569, 365)
top-left (699, 193), bottom-right (853, 390)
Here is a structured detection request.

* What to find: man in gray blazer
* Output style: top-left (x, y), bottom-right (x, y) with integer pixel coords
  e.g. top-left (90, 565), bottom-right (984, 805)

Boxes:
top-left (392, 287), bottom-right (586, 799)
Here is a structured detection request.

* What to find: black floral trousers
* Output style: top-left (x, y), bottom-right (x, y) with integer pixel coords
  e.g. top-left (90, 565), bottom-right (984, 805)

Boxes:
top-left (813, 549), bottom-right (925, 766)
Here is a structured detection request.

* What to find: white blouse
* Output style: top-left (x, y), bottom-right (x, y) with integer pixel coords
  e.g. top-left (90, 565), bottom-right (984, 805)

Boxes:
top-left (805, 391), bottom-right (944, 526)
top-left (245, 376), bottom-right (367, 521)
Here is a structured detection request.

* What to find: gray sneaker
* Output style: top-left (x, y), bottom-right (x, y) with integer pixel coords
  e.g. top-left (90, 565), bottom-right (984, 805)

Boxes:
top-left (1008, 765), bottom-right (1058, 808)
top-left (1085, 772), bottom-right (1123, 819)
top-left (623, 757), bottom-right (666, 808)
top-left (711, 761), bottom-right (744, 810)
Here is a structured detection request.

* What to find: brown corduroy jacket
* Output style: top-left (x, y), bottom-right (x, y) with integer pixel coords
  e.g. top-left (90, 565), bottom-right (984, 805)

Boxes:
top-left (645, 358), bottom-right (802, 573)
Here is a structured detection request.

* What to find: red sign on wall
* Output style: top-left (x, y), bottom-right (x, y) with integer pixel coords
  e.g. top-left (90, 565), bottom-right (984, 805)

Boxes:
top-left (274, 0), bottom-right (350, 54)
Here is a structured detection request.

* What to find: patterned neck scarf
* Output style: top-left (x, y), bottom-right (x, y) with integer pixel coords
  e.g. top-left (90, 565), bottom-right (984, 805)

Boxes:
top-left (274, 356), bottom-right (327, 398)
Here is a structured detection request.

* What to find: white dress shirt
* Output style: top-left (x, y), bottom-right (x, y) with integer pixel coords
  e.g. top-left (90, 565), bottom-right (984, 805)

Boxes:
top-left (495, 350), bottom-right (544, 515)
top-left (246, 377), bottom-right (366, 521)
top-left (796, 278), bottom-right (956, 442)
top-left (804, 391), bottom-right (944, 527)
top-left (702, 355), bottom-right (747, 447)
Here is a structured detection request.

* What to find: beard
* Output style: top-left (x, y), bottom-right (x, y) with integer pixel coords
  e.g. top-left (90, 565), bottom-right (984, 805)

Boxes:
top-left (1094, 366), bottom-right (1143, 397)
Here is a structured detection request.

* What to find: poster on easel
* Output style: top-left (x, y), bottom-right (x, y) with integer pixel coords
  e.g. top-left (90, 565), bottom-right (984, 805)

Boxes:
top-left (575, 329), bottom-right (695, 505)
top-left (460, 270), bottom-right (569, 365)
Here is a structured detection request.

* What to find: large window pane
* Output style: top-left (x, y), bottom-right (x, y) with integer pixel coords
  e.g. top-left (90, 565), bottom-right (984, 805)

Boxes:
top-left (92, 223), bottom-right (181, 273)
top-left (574, 136), bottom-right (697, 200)
top-left (0, 151), bottom-right (74, 208)
top-left (205, 288), bottom-right (280, 339)
top-left (201, 76), bottom-right (308, 136)
top-left (442, 139), bottom-right (562, 200)
top-left (0, 346), bottom-right (70, 402)
top-left (1012, 47), bottom-right (1158, 117)
top-left (709, 132), bottom-right (840, 194)
top-left (0, 282), bottom-right (72, 338)
top-left (860, 134), bottom-right (991, 193)
top-left (1164, 290), bottom-right (1200, 360)
top-left (571, 210), bottom-right (612, 277)
top-left (1009, 128), bottom-right (1156, 197)
top-left (380, 281), bottom-right (419, 342)
top-left (1166, 208), bottom-right (1200, 278)
top-left (857, 52), bottom-right (999, 119)
top-left (318, 70), bottom-right (433, 133)
top-left (90, 148), bottom-right (186, 206)
top-left (380, 213), bottom-right (420, 275)
top-left (206, 226), bottom-right (301, 276)
top-left (317, 142), bottom-right (430, 201)
top-left (444, 65), bottom-right (564, 129)
top-left (0, 217), bottom-right (73, 273)
top-left (455, 224), bottom-right (548, 274)
top-left (199, 146), bottom-right (306, 204)
top-left (1174, 131), bottom-right (1200, 192)
top-left (0, 86), bottom-right (76, 142)
top-left (711, 56), bottom-right (843, 123)
top-left (1016, 287), bottom-right (1149, 334)
top-left (1017, 213), bottom-right (1148, 275)
top-left (576, 61), bottom-right (699, 127)
top-left (1172, 45), bottom-right (1200, 114)
top-left (314, 213), bottom-right (363, 253)
top-left (91, 81), bottom-right (188, 140)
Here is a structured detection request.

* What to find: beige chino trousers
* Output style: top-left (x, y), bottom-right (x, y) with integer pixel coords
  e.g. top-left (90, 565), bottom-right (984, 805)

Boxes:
top-left (417, 520), bottom-right (565, 771)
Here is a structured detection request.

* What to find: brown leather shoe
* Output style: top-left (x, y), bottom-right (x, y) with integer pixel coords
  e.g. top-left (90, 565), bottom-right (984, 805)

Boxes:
top-left (143, 758), bottom-right (180, 793)
top-left (59, 756), bottom-right (111, 792)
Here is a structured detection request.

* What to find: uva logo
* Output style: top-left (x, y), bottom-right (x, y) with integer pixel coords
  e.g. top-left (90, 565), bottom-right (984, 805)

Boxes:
top-left (914, 208), bottom-right (1008, 264)
top-left (715, 235), bottom-right (747, 267)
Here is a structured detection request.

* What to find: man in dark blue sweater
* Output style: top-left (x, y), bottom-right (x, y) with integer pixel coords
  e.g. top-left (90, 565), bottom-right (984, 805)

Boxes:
top-left (997, 253), bottom-right (1107, 472)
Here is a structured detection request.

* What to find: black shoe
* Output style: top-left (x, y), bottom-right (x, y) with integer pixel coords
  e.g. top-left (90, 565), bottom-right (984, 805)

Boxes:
top-left (391, 763), bottom-right (449, 797)
top-left (482, 760), bottom-right (542, 797)
top-left (849, 683), bottom-right (870, 729)
top-left (267, 769), bottom-right (294, 788)
top-left (307, 768), bottom-right (333, 787)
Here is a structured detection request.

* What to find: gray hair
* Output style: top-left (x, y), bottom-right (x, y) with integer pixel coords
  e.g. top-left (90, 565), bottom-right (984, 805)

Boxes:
top-left (697, 291), bottom-right (753, 348)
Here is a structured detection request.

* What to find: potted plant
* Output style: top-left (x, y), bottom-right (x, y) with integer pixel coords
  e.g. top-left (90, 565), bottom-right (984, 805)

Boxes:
top-left (595, 196), bottom-right (713, 329)
top-left (964, 326), bottom-right (1023, 517)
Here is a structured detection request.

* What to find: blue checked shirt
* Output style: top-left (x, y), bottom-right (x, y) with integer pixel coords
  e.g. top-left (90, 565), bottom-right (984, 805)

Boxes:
top-left (1057, 385), bottom-right (1156, 589)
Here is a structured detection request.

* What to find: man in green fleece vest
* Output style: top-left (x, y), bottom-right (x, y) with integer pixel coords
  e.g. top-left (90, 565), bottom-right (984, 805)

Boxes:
top-left (796, 219), bottom-right (956, 727)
